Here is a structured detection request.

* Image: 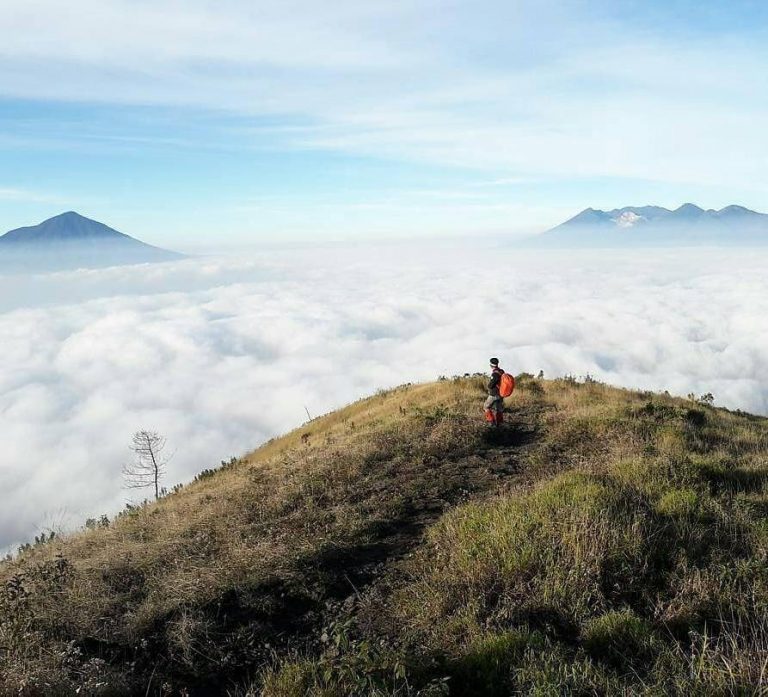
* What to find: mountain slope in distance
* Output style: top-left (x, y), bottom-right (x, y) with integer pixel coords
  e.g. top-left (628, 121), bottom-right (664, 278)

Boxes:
top-left (0, 211), bottom-right (184, 271)
top-left (527, 203), bottom-right (768, 247)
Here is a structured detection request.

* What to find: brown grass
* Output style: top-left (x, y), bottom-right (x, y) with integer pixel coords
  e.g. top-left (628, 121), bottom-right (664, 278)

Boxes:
top-left (2, 376), bottom-right (768, 696)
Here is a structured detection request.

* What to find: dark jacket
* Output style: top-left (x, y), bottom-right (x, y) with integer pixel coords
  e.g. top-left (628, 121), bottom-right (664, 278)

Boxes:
top-left (488, 367), bottom-right (504, 396)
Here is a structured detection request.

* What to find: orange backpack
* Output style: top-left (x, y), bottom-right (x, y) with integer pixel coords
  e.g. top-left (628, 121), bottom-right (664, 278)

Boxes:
top-left (499, 372), bottom-right (515, 398)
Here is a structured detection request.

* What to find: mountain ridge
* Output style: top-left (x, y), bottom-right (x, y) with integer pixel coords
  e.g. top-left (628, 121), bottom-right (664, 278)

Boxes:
top-left (530, 203), bottom-right (768, 247)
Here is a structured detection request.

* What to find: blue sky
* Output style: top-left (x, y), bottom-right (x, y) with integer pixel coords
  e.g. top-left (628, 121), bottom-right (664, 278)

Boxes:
top-left (0, 0), bottom-right (767, 247)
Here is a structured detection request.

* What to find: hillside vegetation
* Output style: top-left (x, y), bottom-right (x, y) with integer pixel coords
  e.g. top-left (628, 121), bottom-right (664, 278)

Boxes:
top-left (2, 376), bottom-right (768, 695)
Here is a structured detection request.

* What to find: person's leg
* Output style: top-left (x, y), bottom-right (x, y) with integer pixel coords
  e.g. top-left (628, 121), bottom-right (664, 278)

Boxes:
top-left (493, 397), bottom-right (504, 425)
top-left (483, 395), bottom-right (496, 424)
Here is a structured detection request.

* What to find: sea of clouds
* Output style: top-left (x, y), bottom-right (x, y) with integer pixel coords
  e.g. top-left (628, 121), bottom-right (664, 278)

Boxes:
top-left (2, 242), bottom-right (767, 552)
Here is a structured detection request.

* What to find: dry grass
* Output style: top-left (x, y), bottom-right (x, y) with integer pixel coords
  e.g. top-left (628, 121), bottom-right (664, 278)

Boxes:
top-left (0, 377), bottom-right (521, 694)
top-left (2, 376), bottom-right (768, 695)
top-left (262, 379), bottom-right (768, 696)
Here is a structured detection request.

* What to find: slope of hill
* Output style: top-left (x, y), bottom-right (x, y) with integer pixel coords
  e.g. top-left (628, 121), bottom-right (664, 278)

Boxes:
top-left (0, 211), bottom-right (183, 271)
top-left (529, 203), bottom-right (768, 247)
top-left (2, 377), bottom-right (768, 695)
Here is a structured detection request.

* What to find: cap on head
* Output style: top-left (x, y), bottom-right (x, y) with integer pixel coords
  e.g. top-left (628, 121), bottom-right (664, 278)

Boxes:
top-left (489, 357), bottom-right (499, 366)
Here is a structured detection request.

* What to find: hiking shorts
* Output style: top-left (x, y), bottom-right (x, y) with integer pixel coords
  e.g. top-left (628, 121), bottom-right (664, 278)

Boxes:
top-left (484, 395), bottom-right (504, 414)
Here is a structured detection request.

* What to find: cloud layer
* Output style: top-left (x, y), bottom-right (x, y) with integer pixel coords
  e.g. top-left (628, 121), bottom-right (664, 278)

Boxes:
top-left (2, 243), bottom-right (767, 551)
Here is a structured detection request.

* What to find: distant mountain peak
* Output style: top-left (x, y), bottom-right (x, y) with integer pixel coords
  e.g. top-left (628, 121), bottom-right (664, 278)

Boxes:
top-left (0, 211), bottom-right (183, 271)
top-left (718, 204), bottom-right (752, 215)
top-left (567, 208), bottom-right (606, 224)
top-left (55, 211), bottom-right (92, 223)
top-left (673, 203), bottom-right (706, 217)
top-left (0, 211), bottom-right (133, 244)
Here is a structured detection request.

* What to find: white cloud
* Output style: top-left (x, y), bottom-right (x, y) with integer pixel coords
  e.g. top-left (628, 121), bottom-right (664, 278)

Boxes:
top-left (0, 0), bottom-right (415, 71)
top-left (0, 186), bottom-right (65, 204)
top-left (0, 1), bottom-right (766, 191)
top-left (1, 243), bottom-right (767, 553)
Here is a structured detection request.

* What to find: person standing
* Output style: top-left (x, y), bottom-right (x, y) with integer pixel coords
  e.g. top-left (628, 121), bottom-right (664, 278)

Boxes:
top-left (484, 357), bottom-right (506, 426)
top-left (484, 357), bottom-right (515, 426)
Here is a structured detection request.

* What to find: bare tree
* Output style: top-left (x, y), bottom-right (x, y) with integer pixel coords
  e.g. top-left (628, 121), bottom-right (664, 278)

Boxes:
top-left (122, 430), bottom-right (170, 500)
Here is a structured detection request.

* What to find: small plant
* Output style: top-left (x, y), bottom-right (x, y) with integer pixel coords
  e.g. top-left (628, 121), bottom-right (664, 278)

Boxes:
top-left (33, 531), bottom-right (56, 546)
top-left (688, 392), bottom-right (715, 406)
top-left (15, 529), bottom-right (60, 556)
top-left (194, 468), bottom-right (218, 482)
top-left (85, 514), bottom-right (110, 530)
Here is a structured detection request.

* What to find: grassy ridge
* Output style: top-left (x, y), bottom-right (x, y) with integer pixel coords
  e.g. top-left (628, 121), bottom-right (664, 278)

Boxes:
top-left (2, 377), bottom-right (768, 695)
top-left (262, 379), bottom-right (768, 695)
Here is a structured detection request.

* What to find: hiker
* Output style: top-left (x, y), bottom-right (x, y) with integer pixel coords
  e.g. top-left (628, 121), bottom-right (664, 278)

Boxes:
top-left (484, 357), bottom-right (514, 426)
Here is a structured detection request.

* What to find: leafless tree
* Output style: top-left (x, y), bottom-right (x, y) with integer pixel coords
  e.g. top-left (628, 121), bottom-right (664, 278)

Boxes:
top-left (122, 430), bottom-right (170, 500)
